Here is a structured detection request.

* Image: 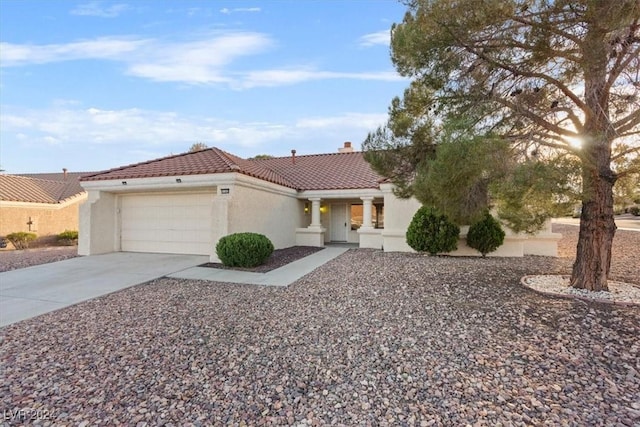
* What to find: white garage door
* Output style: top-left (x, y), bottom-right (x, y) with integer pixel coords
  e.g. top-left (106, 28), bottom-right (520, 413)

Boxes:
top-left (120, 192), bottom-right (213, 255)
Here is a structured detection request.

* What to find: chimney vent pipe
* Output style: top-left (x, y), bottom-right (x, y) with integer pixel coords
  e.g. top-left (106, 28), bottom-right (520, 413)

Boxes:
top-left (338, 141), bottom-right (354, 153)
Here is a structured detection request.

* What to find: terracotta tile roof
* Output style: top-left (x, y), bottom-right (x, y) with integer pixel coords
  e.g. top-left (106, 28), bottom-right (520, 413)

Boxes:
top-left (80, 148), bottom-right (295, 186)
top-left (0, 174), bottom-right (86, 204)
top-left (80, 147), bottom-right (383, 191)
top-left (255, 152), bottom-right (382, 190)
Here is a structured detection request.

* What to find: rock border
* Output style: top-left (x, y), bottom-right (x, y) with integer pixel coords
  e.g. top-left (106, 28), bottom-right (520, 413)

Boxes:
top-left (521, 275), bottom-right (640, 306)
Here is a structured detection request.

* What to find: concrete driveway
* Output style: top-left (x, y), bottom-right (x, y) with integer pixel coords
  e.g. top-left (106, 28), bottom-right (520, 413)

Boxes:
top-left (0, 252), bottom-right (208, 327)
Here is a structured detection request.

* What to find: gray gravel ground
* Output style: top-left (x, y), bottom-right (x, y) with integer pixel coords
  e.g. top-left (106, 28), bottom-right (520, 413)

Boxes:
top-left (0, 247), bottom-right (78, 272)
top-left (1, 225), bottom-right (639, 426)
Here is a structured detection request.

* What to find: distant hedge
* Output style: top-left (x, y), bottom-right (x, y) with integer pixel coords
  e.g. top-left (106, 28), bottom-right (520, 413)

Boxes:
top-left (6, 232), bottom-right (37, 250)
top-left (57, 230), bottom-right (79, 246)
top-left (216, 232), bottom-right (274, 268)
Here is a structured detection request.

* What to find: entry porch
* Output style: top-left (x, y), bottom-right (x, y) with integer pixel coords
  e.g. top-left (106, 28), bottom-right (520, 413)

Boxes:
top-left (295, 194), bottom-right (385, 249)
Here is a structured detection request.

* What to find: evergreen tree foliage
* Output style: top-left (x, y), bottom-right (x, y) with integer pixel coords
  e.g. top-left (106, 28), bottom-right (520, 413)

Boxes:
top-left (189, 142), bottom-right (208, 152)
top-left (363, 0), bottom-right (640, 291)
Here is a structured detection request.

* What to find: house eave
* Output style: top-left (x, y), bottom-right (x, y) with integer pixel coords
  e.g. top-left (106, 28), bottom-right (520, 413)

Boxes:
top-left (79, 172), bottom-right (299, 198)
top-left (298, 187), bottom-right (383, 199)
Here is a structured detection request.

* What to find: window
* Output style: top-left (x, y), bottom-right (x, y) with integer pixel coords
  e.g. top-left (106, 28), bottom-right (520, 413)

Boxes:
top-left (350, 204), bottom-right (384, 229)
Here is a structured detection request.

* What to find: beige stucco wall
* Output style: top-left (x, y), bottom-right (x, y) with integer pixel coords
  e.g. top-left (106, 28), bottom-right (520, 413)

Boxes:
top-left (380, 184), bottom-right (422, 252)
top-left (78, 191), bottom-right (117, 255)
top-left (0, 196), bottom-right (86, 241)
top-left (226, 183), bottom-right (303, 249)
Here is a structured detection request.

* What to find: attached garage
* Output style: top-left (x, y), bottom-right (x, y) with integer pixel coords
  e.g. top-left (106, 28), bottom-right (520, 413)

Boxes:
top-left (120, 192), bottom-right (214, 255)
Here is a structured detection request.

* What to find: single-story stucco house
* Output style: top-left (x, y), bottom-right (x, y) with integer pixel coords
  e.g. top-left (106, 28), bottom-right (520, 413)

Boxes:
top-left (78, 143), bottom-right (560, 261)
top-left (0, 171), bottom-right (88, 245)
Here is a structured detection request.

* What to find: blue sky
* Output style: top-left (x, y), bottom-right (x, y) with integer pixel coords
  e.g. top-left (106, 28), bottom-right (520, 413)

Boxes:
top-left (0, 0), bottom-right (409, 174)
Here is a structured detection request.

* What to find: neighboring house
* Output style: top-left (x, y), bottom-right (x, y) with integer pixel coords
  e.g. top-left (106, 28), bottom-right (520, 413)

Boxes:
top-left (0, 171), bottom-right (89, 244)
top-left (79, 143), bottom-right (560, 261)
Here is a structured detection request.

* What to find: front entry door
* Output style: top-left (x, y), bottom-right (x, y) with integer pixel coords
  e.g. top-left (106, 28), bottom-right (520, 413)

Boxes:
top-left (330, 204), bottom-right (348, 242)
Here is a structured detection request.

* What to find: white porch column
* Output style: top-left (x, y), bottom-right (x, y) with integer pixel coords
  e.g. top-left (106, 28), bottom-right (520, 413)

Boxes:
top-left (309, 197), bottom-right (322, 228)
top-left (360, 196), bottom-right (374, 229)
top-left (297, 197), bottom-right (325, 247)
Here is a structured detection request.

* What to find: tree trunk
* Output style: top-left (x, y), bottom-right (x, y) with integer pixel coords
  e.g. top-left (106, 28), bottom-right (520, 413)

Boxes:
top-left (570, 12), bottom-right (618, 292)
top-left (570, 149), bottom-right (617, 292)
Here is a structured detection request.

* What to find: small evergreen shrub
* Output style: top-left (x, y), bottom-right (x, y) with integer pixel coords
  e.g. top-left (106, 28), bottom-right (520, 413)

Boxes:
top-left (216, 232), bottom-right (274, 268)
top-left (630, 205), bottom-right (640, 216)
top-left (6, 232), bottom-right (37, 250)
top-left (467, 212), bottom-right (506, 257)
top-left (406, 206), bottom-right (460, 255)
top-left (57, 230), bottom-right (79, 246)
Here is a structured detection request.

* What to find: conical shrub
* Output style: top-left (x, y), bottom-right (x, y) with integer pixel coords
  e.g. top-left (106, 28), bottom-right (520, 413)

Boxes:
top-left (466, 212), bottom-right (505, 257)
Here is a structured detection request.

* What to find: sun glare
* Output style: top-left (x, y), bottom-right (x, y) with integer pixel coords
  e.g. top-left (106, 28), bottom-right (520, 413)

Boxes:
top-left (565, 136), bottom-right (583, 149)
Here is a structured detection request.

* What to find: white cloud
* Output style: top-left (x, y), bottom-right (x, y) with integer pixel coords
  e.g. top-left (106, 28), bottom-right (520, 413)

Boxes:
top-left (127, 33), bottom-right (274, 84)
top-left (0, 38), bottom-right (148, 66)
top-left (1, 106), bottom-right (387, 161)
top-left (0, 32), bottom-right (403, 87)
top-left (220, 7), bottom-right (261, 15)
top-left (296, 113), bottom-right (388, 131)
top-left (237, 69), bottom-right (403, 89)
top-left (71, 1), bottom-right (130, 18)
top-left (359, 30), bottom-right (390, 47)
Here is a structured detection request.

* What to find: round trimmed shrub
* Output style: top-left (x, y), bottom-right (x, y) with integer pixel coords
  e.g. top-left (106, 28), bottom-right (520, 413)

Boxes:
top-left (467, 212), bottom-right (505, 257)
top-left (406, 206), bottom-right (460, 255)
top-left (216, 232), bottom-right (274, 268)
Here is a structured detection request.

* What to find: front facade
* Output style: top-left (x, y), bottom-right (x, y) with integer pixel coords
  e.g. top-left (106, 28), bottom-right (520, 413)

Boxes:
top-left (79, 145), bottom-right (560, 261)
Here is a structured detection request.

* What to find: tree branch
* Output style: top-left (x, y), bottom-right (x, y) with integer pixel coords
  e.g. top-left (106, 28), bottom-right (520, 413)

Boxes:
top-left (614, 109), bottom-right (640, 135)
top-left (453, 37), bottom-right (589, 113)
top-left (492, 96), bottom-right (580, 138)
top-left (612, 145), bottom-right (640, 161)
top-left (606, 45), bottom-right (640, 92)
top-left (510, 16), bottom-right (583, 46)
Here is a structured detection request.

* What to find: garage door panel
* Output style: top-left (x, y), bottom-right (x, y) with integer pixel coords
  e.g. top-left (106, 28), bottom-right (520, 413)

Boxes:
top-left (120, 193), bottom-right (213, 255)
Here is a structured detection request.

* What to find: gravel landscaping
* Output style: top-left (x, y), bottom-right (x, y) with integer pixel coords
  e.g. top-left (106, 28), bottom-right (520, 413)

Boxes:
top-left (1, 225), bottom-right (639, 425)
top-left (0, 247), bottom-right (78, 273)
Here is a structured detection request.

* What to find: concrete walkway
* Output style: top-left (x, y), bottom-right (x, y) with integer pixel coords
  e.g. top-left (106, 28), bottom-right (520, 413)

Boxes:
top-left (168, 247), bottom-right (349, 286)
top-left (0, 252), bottom-right (208, 327)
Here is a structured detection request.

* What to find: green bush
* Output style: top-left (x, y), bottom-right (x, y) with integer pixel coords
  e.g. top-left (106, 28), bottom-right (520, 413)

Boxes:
top-left (57, 230), bottom-right (79, 246)
top-left (6, 232), bottom-right (37, 250)
top-left (467, 212), bottom-right (506, 257)
top-left (630, 205), bottom-right (640, 216)
top-left (216, 232), bottom-right (274, 268)
top-left (406, 206), bottom-right (460, 255)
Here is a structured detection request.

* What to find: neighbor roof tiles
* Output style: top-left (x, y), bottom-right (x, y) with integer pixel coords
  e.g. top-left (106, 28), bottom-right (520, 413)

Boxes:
top-left (0, 174), bottom-right (85, 204)
top-left (18, 172), bottom-right (90, 202)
